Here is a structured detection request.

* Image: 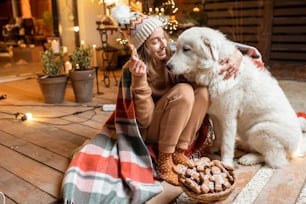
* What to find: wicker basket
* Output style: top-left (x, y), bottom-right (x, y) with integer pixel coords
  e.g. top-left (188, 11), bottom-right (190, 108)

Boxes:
top-left (180, 171), bottom-right (236, 203)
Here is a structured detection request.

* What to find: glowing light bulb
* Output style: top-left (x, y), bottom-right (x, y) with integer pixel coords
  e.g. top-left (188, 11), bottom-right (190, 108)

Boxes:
top-left (25, 112), bottom-right (33, 121)
top-left (74, 26), bottom-right (80, 32)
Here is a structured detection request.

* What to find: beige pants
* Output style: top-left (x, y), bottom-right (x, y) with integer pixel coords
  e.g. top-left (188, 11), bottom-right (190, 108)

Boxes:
top-left (144, 83), bottom-right (209, 153)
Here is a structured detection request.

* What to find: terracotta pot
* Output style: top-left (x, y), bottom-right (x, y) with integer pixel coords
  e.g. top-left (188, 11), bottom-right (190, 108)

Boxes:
top-left (38, 75), bottom-right (68, 104)
top-left (69, 69), bottom-right (96, 103)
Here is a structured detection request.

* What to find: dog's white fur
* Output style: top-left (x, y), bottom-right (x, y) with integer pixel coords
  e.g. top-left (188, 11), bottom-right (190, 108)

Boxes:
top-left (166, 27), bottom-right (303, 168)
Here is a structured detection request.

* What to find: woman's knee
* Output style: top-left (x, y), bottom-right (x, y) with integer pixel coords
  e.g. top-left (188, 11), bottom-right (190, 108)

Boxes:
top-left (169, 83), bottom-right (195, 106)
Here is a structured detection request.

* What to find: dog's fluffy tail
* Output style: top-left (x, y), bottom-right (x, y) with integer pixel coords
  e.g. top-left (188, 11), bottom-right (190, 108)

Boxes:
top-left (295, 133), bottom-right (306, 158)
top-left (294, 112), bottom-right (306, 157)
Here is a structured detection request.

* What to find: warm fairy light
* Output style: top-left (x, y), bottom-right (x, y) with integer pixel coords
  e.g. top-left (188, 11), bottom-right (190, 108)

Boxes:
top-left (193, 7), bottom-right (200, 12)
top-left (74, 26), bottom-right (80, 32)
top-left (25, 112), bottom-right (33, 121)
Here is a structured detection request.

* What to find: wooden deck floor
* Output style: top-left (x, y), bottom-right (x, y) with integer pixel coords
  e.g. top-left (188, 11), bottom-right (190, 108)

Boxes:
top-left (0, 69), bottom-right (306, 204)
top-left (0, 70), bottom-right (119, 204)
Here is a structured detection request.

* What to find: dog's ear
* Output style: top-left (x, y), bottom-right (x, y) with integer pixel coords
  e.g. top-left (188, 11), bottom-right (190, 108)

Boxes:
top-left (202, 37), bottom-right (219, 62)
top-left (196, 38), bottom-right (218, 69)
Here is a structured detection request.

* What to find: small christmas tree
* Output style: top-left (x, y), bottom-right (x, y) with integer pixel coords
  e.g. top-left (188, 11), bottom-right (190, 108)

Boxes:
top-left (69, 44), bottom-right (92, 70)
top-left (40, 47), bottom-right (64, 77)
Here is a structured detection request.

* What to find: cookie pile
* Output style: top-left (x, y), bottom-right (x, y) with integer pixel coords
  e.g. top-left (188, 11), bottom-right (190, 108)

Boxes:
top-left (174, 157), bottom-right (235, 195)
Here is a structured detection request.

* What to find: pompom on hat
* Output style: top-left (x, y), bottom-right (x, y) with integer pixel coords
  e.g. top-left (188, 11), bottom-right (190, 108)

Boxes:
top-left (111, 4), bottom-right (164, 50)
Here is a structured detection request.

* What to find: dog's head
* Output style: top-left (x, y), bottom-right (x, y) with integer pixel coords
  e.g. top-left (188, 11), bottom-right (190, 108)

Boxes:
top-left (166, 27), bottom-right (235, 84)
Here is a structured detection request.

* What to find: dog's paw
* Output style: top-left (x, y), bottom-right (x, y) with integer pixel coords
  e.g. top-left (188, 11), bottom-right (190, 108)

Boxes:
top-left (238, 153), bottom-right (264, 166)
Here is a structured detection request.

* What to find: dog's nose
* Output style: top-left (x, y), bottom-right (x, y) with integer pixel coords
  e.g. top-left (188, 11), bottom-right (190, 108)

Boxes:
top-left (165, 62), bottom-right (173, 70)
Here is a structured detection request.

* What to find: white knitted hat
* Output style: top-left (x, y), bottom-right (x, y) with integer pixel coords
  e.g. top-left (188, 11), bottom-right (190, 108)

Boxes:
top-left (112, 5), bottom-right (163, 50)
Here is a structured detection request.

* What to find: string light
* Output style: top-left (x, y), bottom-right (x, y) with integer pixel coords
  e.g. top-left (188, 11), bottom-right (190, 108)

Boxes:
top-left (73, 26), bottom-right (80, 32)
top-left (0, 104), bottom-right (102, 125)
top-left (13, 112), bottom-right (30, 121)
top-left (149, 0), bottom-right (179, 35)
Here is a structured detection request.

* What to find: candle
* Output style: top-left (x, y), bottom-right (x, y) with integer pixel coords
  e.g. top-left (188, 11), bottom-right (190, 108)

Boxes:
top-left (51, 39), bottom-right (60, 54)
top-left (92, 44), bottom-right (98, 67)
top-left (65, 61), bottom-right (72, 74)
top-left (62, 46), bottom-right (68, 53)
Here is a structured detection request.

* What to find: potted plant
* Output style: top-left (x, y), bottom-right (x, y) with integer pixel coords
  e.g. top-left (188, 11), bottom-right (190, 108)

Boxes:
top-left (38, 47), bottom-right (67, 104)
top-left (69, 44), bottom-right (96, 103)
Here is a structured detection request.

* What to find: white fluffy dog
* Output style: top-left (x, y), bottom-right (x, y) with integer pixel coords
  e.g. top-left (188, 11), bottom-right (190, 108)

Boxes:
top-left (166, 27), bottom-right (303, 168)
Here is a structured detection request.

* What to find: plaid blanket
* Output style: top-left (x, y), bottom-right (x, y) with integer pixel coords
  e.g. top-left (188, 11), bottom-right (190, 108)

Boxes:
top-left (62, 68), bottom-right (163, 204)
top-left (61, 67), bottom-right (212, 204)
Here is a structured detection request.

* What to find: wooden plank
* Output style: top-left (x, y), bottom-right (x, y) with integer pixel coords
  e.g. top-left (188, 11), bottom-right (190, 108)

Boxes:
top-left (274, 0), bottom-right (306, 7)
top-left (271, 63), bottom-right (306, 70)
top-left (0, 131), bottom-right (69, 172)
top-left (81, 112), bottom-right (112, 129)
top-left (206, 9), bottom-right (264, 18)
top-left (270, 59), bottom-right (306, 67)
top-left (270, 52), bottom-right (306, 61)
top-left (221, 164), bottom-right (262, 203)
top-left (0, 145), bottom-right (62, 198)
top-left (3, 80), bottom-right (55, 103)
top-left (273, 26), bottom-right (306, 33)
top-left (205, 1), bottom-right (264, 10)
top-left (217, 26), bottom-right (259, 34)
top-left (272, 35), bottom-right (306, 43)
top-left (274, 7), bottom-right (306, 16)
top-left (271, 43), bottom-right (306, 52)
top-left (208, 17), bottom-right (263, 26)
top-left (218, 32), bottom-right (259, 45)
top-left (270, 67), bottom-right (306, 82)
top-left (0, 167), bottom-right (57, 203)
top-left (0, 119), bottom-right (86, 157)
top-left (55, 122), bottom-right (101, 139)
top-left (1, 197), bottom-right (16, 204)
top-left (273, 17), bottom-right (306, 25)
top-left (253, 157), bottom-right (306, 204)
top-left (0, 79), bottom-right (45, 103)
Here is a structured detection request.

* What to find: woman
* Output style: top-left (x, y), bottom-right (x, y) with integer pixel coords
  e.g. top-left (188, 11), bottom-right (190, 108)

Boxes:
top-left (112, 6), bottom-right (244, 186)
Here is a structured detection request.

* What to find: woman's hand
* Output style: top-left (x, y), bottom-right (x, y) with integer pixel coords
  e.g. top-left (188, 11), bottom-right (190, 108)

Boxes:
top-left (129, 44), bottom-right (147, 77)
top-left (219, 49), bottom-right (243, 80)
